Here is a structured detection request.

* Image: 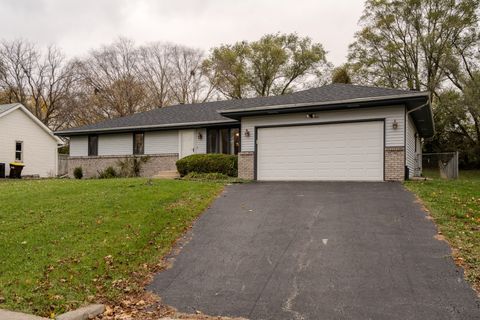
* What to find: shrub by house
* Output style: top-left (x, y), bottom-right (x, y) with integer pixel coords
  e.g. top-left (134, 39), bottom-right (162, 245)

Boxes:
top-left (176, 154), bottom-right (238, 177)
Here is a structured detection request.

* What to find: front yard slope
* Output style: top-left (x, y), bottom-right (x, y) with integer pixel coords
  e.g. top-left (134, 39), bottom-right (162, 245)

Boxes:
top-left (0, 178), bottom-right (223, 317)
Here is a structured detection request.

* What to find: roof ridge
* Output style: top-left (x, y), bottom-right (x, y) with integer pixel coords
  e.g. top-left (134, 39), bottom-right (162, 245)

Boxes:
top-left (118, 84), bottom-right (420, 112)
top-left (56, 84), bottom-right (429, 135)
top-left (328, 82), bottom-right (427, 93)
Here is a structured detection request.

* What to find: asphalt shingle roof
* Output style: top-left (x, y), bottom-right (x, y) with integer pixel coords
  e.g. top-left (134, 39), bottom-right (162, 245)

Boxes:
top-left (56, 84), bottom-right (427, 134)
top-left (0, 103), bottom-right (21, 116)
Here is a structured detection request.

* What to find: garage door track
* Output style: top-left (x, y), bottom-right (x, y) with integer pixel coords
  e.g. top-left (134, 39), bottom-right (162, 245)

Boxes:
top-left (149, 182), bottom-right (480, 319)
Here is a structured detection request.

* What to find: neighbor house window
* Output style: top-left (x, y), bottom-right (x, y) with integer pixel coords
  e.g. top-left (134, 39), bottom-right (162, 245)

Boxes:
top-left (88, 135), bottom-right (98, 156)
top-left (133, 132), bottom-right (144, 155)
top-left (15, 141), bottom-right (23, 161)
top-left (207, 128), bottom-right (240, 155)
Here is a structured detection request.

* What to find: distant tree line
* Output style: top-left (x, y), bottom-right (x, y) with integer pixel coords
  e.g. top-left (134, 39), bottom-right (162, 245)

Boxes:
top-left (0, 33), bottom-right (331, 131)
top-left (347, 0), bottom-right (480, 168)
top-left (0, 38), bottom-right (216, 130)
top-left (1, 0), bottom-right (479, 167)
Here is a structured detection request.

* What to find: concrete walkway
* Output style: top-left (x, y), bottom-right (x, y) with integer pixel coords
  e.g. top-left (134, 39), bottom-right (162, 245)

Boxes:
top-left (0, 309), bottom-right (48, 320)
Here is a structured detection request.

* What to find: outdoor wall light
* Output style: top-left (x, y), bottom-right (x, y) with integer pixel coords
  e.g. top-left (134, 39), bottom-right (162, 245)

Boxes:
top-left (197, 132), bottom-right (203, 140)
top-left (244, 129), bottom-right (250, 137)
top-left (392, 119), bottom-right (399, 129)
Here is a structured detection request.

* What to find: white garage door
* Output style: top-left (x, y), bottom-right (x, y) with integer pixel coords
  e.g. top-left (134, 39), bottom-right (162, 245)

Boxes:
top-left (256, 121), bottom-right (384, 181)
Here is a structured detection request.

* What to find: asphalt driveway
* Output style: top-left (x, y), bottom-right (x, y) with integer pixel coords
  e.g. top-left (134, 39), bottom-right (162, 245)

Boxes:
top-left (149, 182), bottom-right (480, 319)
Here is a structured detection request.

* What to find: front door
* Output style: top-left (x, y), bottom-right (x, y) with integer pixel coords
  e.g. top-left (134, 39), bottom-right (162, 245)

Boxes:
top-left (179, 129), bottom-right (195, 158)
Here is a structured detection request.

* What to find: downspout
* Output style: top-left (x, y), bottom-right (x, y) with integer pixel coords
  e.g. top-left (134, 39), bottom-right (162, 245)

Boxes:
top-left (404, 100), bottom-right (430, 179)
top-left (406, 101), bottom-right (429, 115)
top-left (406, 101), bottom-right (431, 178)
top-left (407, 100), bottom-right (434, 139)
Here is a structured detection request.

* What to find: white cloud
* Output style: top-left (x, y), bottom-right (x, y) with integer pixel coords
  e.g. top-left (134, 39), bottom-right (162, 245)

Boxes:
top-left (0, 0), bottom-right (364, 64)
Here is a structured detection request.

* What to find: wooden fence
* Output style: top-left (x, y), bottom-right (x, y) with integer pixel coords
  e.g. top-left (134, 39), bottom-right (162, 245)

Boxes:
top-left (58, 154), bottom-right (68, 176)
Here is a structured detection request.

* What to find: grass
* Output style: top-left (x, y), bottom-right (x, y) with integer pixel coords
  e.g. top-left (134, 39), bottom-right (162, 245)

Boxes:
top-left (0, 178), bottom-right (224, 317)
top-left (181, 172), bottom-right (249, 183)
top-left (404, 170), bottom-right (480, 292)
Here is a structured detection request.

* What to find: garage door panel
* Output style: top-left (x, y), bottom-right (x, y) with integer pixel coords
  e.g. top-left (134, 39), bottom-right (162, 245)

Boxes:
top-left (257, 121), bottom-right (384, 181)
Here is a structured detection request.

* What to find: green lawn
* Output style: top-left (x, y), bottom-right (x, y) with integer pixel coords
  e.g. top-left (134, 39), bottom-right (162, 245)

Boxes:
top-left (405, 170), bottom-right (480, 292)
top-left (0, 178), bottom-right (223, 317)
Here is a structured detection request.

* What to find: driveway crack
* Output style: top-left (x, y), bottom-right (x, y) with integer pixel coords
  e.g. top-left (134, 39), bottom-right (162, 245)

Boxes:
top-left (283, 276), bottom-right (304, 320)
top-left (281, 207), bottom-right (322, 320)
top-left (247, 232), bottom-right (298, 318)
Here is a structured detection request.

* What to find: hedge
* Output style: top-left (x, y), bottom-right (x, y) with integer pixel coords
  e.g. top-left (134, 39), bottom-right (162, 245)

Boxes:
top-left (176, 154), bottom-right (238, 177)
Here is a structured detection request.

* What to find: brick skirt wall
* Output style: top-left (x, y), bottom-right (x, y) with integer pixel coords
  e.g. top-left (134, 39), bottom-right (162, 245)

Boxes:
top-left (385, 147), bottom-right (405, 181)
top-left (67, 154), bottom-right (178, 178)
top-left (238, 152), bottom-right (255, 180)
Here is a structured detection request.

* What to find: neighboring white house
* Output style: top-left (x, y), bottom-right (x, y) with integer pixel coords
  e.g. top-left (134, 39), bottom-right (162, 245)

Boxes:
top-left (56, 84), bottom-right (433, 181)
top-left (0, 103), bottom-right (62, 178)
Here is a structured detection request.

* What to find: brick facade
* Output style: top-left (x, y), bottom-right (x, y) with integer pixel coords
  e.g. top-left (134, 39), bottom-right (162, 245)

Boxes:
top-left (67, 147), bottom-right (405, 181)
top-left (67, 154), bottom-right (178, 178)
top-left (238, 151), bottom-right (255, 180)
top-left (385, 147), bottom-right (405, 181)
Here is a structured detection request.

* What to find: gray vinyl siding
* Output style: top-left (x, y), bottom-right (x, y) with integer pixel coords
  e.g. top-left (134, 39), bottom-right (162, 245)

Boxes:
top-left (70, 136), bottom-right (88, 156)
top-left (98, 133), bottom-right (132, 156)
top-left (144, 130), bottom-right (179, 154)
top-left (417, 136), bottom-right (422, 175)
top-left (406, 115), bottom-right (421, 177)
top-left (240, 106), bottom-right (406, 152)
top-left (68, 129), bottom-right (195, 157)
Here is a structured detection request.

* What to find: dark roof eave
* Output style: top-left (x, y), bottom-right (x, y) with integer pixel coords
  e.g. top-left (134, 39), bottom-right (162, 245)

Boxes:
top-left (218, 92), bottom-right (429, 119)
top-left (55, 119), bottom-right (239, 136)
top-left (219, 95), bottom-right (429, 119)
top-left (220, 93), bottom-right (434, 138)
top-left (407, 101), bottom-right (435, 138)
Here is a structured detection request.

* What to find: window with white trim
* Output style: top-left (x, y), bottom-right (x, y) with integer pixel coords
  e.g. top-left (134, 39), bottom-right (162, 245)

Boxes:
top-left (15, 141), bottom-right (23, 161)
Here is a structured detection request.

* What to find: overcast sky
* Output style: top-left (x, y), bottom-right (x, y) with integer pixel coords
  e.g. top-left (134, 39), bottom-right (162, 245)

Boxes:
top-left (0, 0), bottom-right (365, 66)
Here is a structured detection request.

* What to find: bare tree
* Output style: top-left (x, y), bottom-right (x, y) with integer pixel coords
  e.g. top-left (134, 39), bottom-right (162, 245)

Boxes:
top-left (0, 38), bottom-right (244, 128)
top-left (74, 39), bottom-right (214, 124)
top-left (0, 40), bottom-right (31, 105)
top-left (75, 38), bottom-right (149, 119)
top-left (137, 43), bottom-right (172, 107)
top-left (165, 45), bottom-right (214, 104)
top-left (0, 40), bottom-right (75, 129)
